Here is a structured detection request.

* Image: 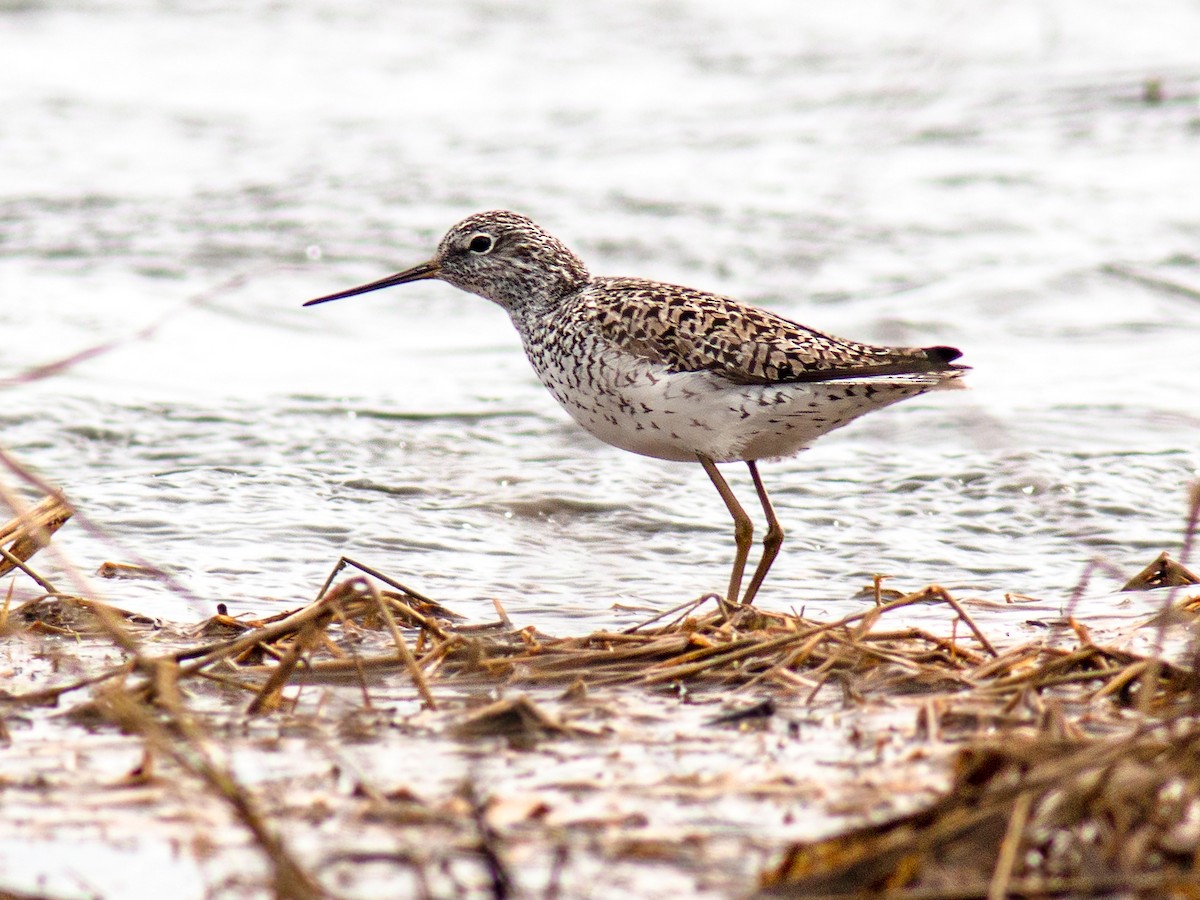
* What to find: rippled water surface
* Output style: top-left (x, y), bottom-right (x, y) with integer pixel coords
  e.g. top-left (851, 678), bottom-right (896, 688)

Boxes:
top-left (5, 0), bottom-right (1200, 629)
top-left (4, 0), bottom-right (1200, 895)
top-left (5, 0), bottom-right (1200, 619)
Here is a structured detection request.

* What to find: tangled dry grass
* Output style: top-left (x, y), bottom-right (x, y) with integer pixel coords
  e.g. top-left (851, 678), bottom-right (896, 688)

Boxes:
top-left (3, 485), bottom-right (1200, 898)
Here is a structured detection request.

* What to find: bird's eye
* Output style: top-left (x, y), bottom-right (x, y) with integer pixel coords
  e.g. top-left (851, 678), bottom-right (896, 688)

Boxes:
top-left (468, 234), bottom-right (494, 254)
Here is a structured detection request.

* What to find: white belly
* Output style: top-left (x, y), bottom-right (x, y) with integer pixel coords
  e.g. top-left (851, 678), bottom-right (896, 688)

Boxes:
top-left (529, 344), bottom-right (951, 464)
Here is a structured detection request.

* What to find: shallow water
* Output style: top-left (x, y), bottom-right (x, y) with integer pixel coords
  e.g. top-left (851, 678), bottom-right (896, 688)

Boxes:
top-left (5, 0), bottom-right (1198, 629)
top-left (2, 0), bottom-right (1200, 893)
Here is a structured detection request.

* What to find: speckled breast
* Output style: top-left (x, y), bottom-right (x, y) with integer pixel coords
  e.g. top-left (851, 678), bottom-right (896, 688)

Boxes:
top-left (516, 323), bottom-right (943, 464)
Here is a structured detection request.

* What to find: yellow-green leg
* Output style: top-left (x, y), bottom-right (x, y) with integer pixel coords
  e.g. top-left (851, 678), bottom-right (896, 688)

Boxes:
top-left (740, 460), bottom-right (784, 606)
top-left (697, 454), bottom-right (754, 608)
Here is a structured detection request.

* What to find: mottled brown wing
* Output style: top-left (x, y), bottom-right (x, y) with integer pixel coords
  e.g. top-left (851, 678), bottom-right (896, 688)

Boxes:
top-left (582, 277), bottom-right (962, 385)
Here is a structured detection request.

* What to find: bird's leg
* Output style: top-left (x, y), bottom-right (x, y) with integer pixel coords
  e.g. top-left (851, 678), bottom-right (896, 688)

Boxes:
top-left (740, 461), bottom-right (784, 606)
top-left (697, 454), bottom-right (753, 609)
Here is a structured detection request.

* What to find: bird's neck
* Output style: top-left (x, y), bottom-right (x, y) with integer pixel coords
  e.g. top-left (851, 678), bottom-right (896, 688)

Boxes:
top-left (493, 264), bottom-right (590, 319)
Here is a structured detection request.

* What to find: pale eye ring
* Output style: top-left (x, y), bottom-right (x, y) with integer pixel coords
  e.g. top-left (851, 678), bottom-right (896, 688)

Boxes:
top-left (467, 234), bottom-right (494, 254)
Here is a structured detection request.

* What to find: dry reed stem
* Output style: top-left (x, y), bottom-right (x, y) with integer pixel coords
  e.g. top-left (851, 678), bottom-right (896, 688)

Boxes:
top-left (0, 493), bottom-right (73, 581)
top-left (247, 618), bottom-right (327, 715)
top-left (762, 716), bottom-right (1200, 896)
top-left (9, 552), bottom-right (1200, 898)
top-left (0, 544), bottom-right (58, 595)
top-left (0, 450), bottom-right (205, 609)
top-left (987, 790), bottom-right (1031, 900)
top-left (179, 580), bottom-right (368, 676)
top-left (382, 593), bottom-right (450, 641)
top-left (365, 578), bottom-right (437, 709)
top-left (95, 675), bottom-right (325, 899)
top-left (151, 572), bottom-right (1191, 718)
top-left (1182, 479), bottom-right (1200, 564)
top-left (7, 570), bottom-right (1196, 727)
top-left (0, 579), bottom-right (13, 632)
top-left (622, 593), bottom-right (720, 634)
top-left (940, 593), bottom-right (997, 658)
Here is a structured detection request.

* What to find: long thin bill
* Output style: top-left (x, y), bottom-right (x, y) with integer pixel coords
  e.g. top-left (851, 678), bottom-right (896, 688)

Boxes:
top-left (303, 260), bottom-right (441, 307)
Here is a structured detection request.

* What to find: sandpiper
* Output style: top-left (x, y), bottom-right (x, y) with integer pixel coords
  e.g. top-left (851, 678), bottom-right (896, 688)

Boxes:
top-left (305, 210), bottom-right (967, 607)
